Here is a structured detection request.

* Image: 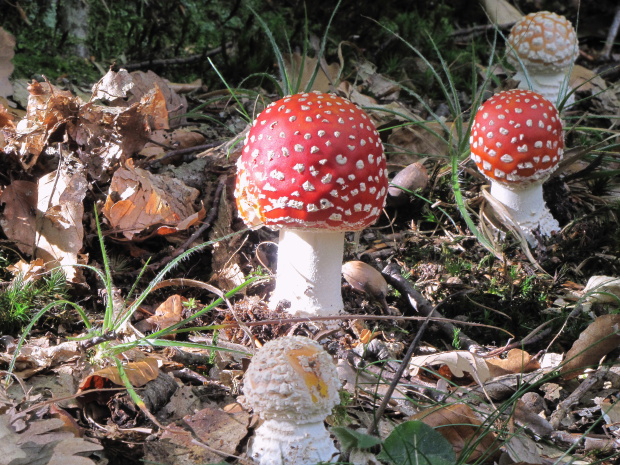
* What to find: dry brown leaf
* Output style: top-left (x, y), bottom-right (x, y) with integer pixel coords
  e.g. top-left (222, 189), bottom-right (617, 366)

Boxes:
top-left (410, 403), bottom-right (498, 462)
top-left (480, 0), bottom-right (522, 25)
top-left (34, 162), bottom-right (87, 283)
top-left (0, 28), bottom-right (15, 98)
top-left (486, 349), bottom-right (540, 378)
top-left (582, 275), bottom-right (620, 304)
top-left (135, 294), bottom-right (186, 335)
top-left (409, 351), bottom-right (491, 385)
top-left (0, 340), bottom-right (81, 379)
top-left (78, 358), bottom-right (160, 391)
top-left (0, 180), bottom-right (37, 255)
top-left (388, 122), bottom-right (453, 165)
top-left (560, 314), bottom-right (620, 380)
top-left (139, 128), bottom-right (207, 159)
top-left (8, 80), bottom-right (83, 169)
top-left (6, 258), bottom-right (47, 282)
top-left (355, 60), bottom-right (400, 101)
top-left (143, 407), bottom-right (250, 464)
top-left (127, 70), bottom-right (187, 128)
top-left (102, 158), bottom-right (205, 240)
top-left (283, 52), bottom-right (340, 93)
top-left (91, 68), bottom-right (134, 101)
top-left (0, 414), bottom-right (102, 465)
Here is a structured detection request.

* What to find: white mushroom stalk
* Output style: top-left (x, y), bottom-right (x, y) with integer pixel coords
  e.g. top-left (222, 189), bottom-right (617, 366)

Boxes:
top-left (470, 89), bottom-right (564, 246)
top-left (234, 92), bottom-right (388, 318)
top-left (243, 336), bottom-right (341, 465)
top-left (270, 229), bottom-right (345, 317)
top-left (507, 11), bottom-right (579, 108)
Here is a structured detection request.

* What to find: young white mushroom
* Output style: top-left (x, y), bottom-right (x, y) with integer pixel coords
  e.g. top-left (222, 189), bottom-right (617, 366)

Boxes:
top-left (243, 336), bottom-right (341, 465)
top-left (506, 11), bottom-right (579, 108)
top-left (470, 89), bottom-right (564, 245)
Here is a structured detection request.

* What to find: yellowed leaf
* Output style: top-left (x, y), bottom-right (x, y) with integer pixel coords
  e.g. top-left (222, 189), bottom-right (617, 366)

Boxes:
top-left (283, 52), bottom-right (340, 93)
top-left (78, 358), bottom-right (160, 390)
top-left (486, 349), bottom-right (540, 377)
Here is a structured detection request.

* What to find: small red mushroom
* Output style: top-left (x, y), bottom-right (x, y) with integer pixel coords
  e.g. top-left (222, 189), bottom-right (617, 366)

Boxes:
top-left (470, 89), bottom-right (563, 244)
top-left (235, 92), bottom-right (388, 317)
top-left (506, 11), bottom-right (579, 107)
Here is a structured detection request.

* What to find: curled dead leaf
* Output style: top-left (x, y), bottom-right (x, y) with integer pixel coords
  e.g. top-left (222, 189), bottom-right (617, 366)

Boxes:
top-left (102, 159), bottom-right (205, 240)
top-left (78, 357), bottom-right (160, 391)
top-left (486, 349), bottom-right (540, 378)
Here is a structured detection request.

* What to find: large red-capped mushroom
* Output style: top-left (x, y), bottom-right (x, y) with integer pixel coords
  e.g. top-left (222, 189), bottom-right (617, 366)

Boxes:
top-left (234, 91), bottom-right (388, 318)
top-left (506, 11), bottom-right (579, 108)
top-left (470, 89), bottom-right (563, 245)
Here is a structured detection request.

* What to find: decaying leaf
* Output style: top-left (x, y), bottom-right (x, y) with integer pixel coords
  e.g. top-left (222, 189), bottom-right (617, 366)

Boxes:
top-left (135, 294), bottom-right (186, 335)
top-left (34, 161), bottom-right (88, 283)
top-left (139, 128), bottom-right (207, 159)
top-left (282, 52), bottom-right (340, 93)
top-left (102, 158), bottom-right (205, 240)
top-left (560, 314), bottom-right (620, 380)
top-left (409, 351), bottom-right (492, 386)
top-left (91, 68), bottom-right (134, 101)
top-left (410, 403), bottom-right (498, 462)
top-left (486, 349), bottom-right (540, 378)
top-left (0, 180), bottom-right (37, 255)
top-left (0, 27), bottom-right (15, 98)
top-left (0, 340), bottom-right (81, 379)
top-left (78, 358), bottom-right (160, 390)
top-left (0, 414), bottom-right (102, 465)
top-left (143, 407), bottom-right (250, 464)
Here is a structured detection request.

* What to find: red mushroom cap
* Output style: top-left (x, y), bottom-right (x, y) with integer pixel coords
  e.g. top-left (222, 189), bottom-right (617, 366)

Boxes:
top-left (507, 11), bottom-right (578, 74)
top-left (470, 89), bottom-right (563, 185)
top-left (235, 92), bottom-right (387, 231)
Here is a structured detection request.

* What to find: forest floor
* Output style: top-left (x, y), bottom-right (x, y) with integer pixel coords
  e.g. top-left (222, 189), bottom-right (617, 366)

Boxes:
top-left (2, 1), bottom-right (620, 464)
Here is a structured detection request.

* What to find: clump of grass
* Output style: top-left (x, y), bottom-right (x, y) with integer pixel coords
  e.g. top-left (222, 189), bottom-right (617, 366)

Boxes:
top-left (0, 269), bottom-right (68, 334)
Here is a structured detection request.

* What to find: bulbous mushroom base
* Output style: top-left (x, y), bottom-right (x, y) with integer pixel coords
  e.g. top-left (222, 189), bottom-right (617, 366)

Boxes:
top-left (512, 70), bottom-right (574, 108)
top-left (248, 419), bottom-right (339, 465)
top-left (490, 181), bottom-right (560, 247)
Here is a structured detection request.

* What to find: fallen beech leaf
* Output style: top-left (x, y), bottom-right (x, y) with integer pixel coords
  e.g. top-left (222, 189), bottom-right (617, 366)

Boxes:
top-left (127, 70), bottom-right (187, 128)
top-left (135, 294), bottom-right (186, 335)
top-left (139, 128), bottom-right (207, 159)
top-left (0, 28), bottom-right (15, 97)
top-left (560, 314), bottom-right (620, 380)
top-left (0, 180), bottom-right (37, 255)
top-left (409, 351), bottom-right (491, 385)
top-left (91, 68), bottom-right (134, 101)
top-left (486, 349), bottom-right (540, 378)
top-left (78, 358), bottom-right (160, 391)
top-left (102, 158), bottom-right (205, 240)
top-left (410, 403), bottom-right (498, 462)
top-left (582, 275), bottom-right (620, 304)
top-left (283, 52), bottom-right (340, 93)
top-left (6, 258), bottom-right (47, 282)
top-left (34, 163), bottom-right (87, 282)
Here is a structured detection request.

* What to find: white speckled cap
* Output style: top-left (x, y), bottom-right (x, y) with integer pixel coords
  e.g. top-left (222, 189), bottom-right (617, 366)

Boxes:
top-left (243, 336), bottom-right (341, 423)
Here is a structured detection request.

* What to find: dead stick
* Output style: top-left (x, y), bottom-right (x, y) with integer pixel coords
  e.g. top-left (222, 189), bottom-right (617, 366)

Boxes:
top-left (381, 263), bottom-right (482, 351)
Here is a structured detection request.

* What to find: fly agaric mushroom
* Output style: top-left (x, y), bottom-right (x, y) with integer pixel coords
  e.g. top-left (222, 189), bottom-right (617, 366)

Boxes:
top-left (506, 11), bottom-right (579, 108)
top-left (235, 92), bottom-right (387, 318)
top-left (243, 335), bottom-right (341, 465)
top-left (470, 89), bottom-right (563, 245)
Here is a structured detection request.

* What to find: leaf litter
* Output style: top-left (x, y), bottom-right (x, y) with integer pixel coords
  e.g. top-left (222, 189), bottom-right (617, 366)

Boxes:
top-left (1, 11), bottom-right (620, 465)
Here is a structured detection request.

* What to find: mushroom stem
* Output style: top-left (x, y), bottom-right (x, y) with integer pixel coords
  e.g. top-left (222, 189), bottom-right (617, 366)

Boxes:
top-left (270, 229), bottom-right (344, 317)
top-left (490, 181), bottom-right (560, 244)
top-left (248, 419), bottom-right (339, 465)
top-left (512, 70), bottom-right (574, 108)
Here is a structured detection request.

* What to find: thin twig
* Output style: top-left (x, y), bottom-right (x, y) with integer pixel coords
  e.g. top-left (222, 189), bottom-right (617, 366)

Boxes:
top-left (123, 44), bottom-right (232, 71)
